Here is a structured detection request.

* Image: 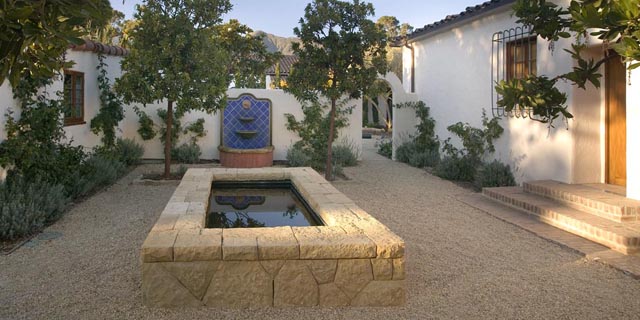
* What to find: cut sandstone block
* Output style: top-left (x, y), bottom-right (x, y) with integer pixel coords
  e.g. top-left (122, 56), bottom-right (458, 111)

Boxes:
top-left (174, 213), bottom-right (203, 230)
top-left (174, 229), bottom-right (222, 262)
top-left (371, 259), bottom-right (393, 280)
top-left (393, 258), bottom-right (405, 280)
top-left (274, 260), bottom-right (318, 307)
top-left (163, 202), bottom-right (189, 215)
top-left (334, 259), bottom-right (374, 299)
top-left (260, 260), bottom-right (286, 279)
top-left (256, 227), bottom-right (299, 260)
top-left (203, 261), bottom-right (272, 308)
top-left (319, 283), bottom-right (350, 307)
top-left (222, 229), bottom-right (258, 260)
top-left (142, 263), bottom-right (203, 307)
top-left (160, 261), bottom-right (219, 300)
top-left (141, 230), bottom-right (178, 262)
top-left (293, 226), bottom-right (376, 259)
top-left (150, 213), bottom-right (179, 232)
top-left (305, 260), bottom-right (338, 284)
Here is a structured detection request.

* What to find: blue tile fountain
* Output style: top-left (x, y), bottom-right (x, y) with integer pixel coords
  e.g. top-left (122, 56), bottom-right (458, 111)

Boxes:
top-left (219, 94), bottom-right (274, 168)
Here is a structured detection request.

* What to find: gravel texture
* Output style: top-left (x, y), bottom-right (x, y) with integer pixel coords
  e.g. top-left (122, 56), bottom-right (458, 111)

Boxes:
top-left (2, 147), bottom-right (640, 319)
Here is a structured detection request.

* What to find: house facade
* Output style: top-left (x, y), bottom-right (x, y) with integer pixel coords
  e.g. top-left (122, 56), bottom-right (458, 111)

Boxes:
top-left (0, 42), bottom-right (362, 165)
top-left (400, 0), bottom-right (640, 200)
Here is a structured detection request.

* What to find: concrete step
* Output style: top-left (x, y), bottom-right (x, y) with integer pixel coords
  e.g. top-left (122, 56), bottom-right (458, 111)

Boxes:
top-left (523, 180), bottom-right (640, 222)
top-left (483, 187), bottom-right (640, 255)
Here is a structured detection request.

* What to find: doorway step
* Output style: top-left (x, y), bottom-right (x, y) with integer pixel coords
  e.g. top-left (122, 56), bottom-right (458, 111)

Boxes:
top-left (483, 180), bottom-right (640, 255)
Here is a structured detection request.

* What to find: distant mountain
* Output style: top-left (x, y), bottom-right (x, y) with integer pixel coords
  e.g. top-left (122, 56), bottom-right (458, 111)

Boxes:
top-left (254, 31), bottom-right (300, 55)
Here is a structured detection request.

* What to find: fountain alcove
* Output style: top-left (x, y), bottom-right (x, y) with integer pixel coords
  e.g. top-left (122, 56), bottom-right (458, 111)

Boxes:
top-left (219, 94), bottom-right (274, 168)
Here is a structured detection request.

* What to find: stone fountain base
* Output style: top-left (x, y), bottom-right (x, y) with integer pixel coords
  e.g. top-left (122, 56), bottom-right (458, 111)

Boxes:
top-left (219, 146), bottom-right (274, 168)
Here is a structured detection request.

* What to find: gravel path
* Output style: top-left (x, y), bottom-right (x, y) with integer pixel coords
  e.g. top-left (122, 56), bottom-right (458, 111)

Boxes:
top-left (2, 147), bottom-right (640, 319)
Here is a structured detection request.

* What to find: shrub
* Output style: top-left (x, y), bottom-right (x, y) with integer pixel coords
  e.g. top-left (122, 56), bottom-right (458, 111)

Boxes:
top-left (475, 160), bottom-right (516, 189)
top-left (67, 155), bottom-right (127, 199)
top-left (441, 110), bottom-right (503, 162)
top-left (434, 156), bottom-right (478, 182)
top-left (395, 141), bottom-right (416, 163)
top-left (113, 138), bottom-right (144, 166)
top-left (95, 138), bottom-right (145, 166)
top-left (172, 143), bottom-right (201, 164)
top-left (332, 141), bottom-right (359, 167)
top-left (284, 100), bottom-right (352, 171)
top-left (408, 149), bottom-right (440, 168)
top-left (0, 176), bottom-right (67, 240)
top-left (286, 144), bottom-right (311, 167)
top-left (136, 111), bottom-right (157, 140)
top-left (377, 140), bottom-right (392, 159)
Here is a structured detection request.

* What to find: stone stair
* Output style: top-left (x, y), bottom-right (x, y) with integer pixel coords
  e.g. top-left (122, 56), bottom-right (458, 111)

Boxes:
top-left (483, 182), bottom-right (640, 255)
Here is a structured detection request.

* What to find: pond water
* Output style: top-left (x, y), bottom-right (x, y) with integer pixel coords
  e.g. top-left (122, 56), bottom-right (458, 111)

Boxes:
top-left (206, 181), bottom-right (323, 228)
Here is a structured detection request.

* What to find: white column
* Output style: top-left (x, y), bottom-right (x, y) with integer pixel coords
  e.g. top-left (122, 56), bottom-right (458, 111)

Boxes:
top-left (627, 63), bottom-right (640, 200)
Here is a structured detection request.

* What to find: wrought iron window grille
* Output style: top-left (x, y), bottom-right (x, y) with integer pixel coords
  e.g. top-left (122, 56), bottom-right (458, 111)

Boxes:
top-left (491, 26), bottom-right (539, 119)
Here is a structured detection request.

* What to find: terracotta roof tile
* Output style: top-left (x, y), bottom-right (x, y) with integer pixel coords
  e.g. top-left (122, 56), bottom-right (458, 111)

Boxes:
top-left (70, 39), bottom-right (129, 56)
top-left (266, 55), bottom-right (298, 76)
top-left (407, 0), bottom-right (516, 41)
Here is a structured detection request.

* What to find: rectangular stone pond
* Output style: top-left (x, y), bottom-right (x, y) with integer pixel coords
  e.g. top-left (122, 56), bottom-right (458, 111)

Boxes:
top-left (141, 167), bottom-right (406, 308)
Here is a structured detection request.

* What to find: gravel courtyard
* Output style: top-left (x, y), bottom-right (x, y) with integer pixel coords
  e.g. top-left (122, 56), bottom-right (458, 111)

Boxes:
top-left (2, 143), bottom-right (640, 319)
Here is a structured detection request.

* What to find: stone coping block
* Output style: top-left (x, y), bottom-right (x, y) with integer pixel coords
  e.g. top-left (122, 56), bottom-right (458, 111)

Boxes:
top-left (141, 167), bottom-right (406, 307)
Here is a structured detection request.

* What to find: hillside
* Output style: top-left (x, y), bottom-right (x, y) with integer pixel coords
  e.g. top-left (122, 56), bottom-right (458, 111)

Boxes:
top-left (254, 31), bottom-right (299, 55)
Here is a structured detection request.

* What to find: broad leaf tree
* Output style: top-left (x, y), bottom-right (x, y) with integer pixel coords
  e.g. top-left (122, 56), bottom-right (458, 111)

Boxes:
top-left (286, 0), bottom-right (387, 180)
top-left (0, 0), bottom-right (112, 88)
top-left (218, 19), bottom-right (282, 89)
top-left (497, 0), bottom-right (640, 126)
top-left (116, 0), bottom-right (231, 178)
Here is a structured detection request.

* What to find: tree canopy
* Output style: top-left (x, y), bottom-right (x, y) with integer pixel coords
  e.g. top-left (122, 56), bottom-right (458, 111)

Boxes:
top-left (0, 0), bottom-right (113, 87)
top-left (497, 0), bottom-right (640, 126)
top-left (286, 0), bottom-right (387, 180)
top-left (218, 19), bottom-right (281, 89)
top-left (116, 0), bottom-right (232, 177)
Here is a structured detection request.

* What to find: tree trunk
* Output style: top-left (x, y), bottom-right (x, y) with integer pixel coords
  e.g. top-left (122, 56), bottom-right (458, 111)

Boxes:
top-left (325, 98), bottom-right (337, 181)
top-left (164, 100), bottom-right (173, 179)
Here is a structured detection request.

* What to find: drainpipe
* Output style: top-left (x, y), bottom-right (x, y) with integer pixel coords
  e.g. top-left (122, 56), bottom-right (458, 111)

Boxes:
top-left (390, 37), bottom-right (415, 93)
top-left (404, 41), bottom-right (415, 93)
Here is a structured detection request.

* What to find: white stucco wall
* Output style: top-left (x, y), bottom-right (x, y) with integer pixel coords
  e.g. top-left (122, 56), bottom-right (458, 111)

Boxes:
top-left (385, 73), bottom-right (421, 160)
top-left (120, 89), bottom-right (362, 161)
top-left (627, 65), bottom-right (640, 200)
top-left (0, 50), bottom-right (363, 164)
top-left (399, 0), bottom-right (608, 185)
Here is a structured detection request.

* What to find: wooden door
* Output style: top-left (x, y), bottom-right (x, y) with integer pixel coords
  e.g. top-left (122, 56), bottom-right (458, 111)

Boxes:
top-left (606, 54), bottom-right (627, 187)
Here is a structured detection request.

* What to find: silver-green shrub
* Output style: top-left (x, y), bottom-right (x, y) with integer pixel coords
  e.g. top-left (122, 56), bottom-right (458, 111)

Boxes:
top-left (0, 176), bottom-right (67, 240)
top-left (286, 144), bottom-right (311, 167)
top-left (172, 143), bottom-right (201, 164)
top-left (474, 160), bottom-right (516, 189)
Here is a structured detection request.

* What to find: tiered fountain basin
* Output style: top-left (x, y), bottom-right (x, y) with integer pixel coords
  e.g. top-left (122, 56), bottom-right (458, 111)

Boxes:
top-left (220, 94), bottom-right (273, 168)
top-left (141, 167), bottom-right (406, 308)
top-left (218, 145), bottom-right (274, 168)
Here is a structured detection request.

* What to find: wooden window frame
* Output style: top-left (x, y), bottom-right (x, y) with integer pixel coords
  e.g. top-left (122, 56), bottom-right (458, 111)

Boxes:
top-left (63, 70), bottom-right (85, 126)
top-left (506, 36), bottom-right (537, 81)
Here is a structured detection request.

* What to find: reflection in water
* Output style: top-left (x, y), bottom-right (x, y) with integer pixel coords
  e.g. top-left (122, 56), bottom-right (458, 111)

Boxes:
top-left (206, 188), bottom-right (318, 228)
top-left (207, 211), bottom-right (266, 228)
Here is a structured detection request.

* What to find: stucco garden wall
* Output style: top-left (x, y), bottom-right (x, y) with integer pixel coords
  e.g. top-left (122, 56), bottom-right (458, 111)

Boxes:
top-left (399, 0), bottom-right (605, 185)
top-left (627, 64), bottom-right (640, 200)
top-left (0, 51), bottom-right (363, 163)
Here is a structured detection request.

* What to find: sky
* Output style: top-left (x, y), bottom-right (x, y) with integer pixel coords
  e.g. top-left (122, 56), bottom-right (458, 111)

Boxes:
top-left (110, 0), bottom-right (483, 37)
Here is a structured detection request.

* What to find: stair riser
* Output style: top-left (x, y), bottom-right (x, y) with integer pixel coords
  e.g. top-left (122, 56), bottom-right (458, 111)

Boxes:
top-left (483, 189), bottom-right (640, 255)
top-left (523, 183), bottom-right (638, 222)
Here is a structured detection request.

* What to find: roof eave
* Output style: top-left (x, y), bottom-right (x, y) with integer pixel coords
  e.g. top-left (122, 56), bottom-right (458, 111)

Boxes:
top-left (407, 0), bottom-right (516, 44)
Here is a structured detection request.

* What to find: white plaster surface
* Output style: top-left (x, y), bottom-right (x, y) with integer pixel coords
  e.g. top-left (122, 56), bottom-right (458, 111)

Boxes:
top-left (627, 64), bottom-right (640, 200)
top-left (0, 52), bottom-right (362, 162)
top-left (396, 0), bottom-right (634, 187)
